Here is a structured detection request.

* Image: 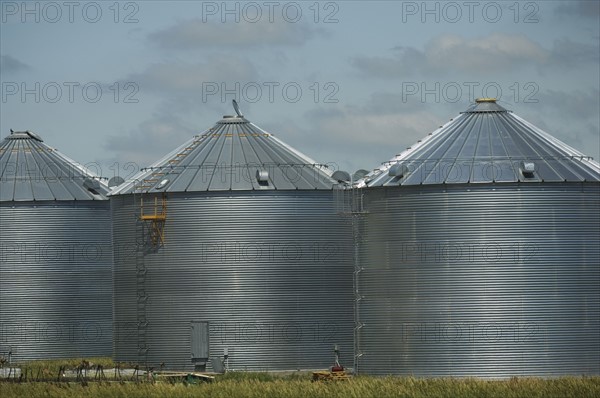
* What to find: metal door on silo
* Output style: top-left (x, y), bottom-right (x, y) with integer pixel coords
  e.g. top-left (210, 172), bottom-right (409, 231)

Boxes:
top-left (191, 321), bottom-right (209, 371)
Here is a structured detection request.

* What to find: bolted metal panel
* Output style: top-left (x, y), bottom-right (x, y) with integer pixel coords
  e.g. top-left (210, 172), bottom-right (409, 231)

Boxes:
top-left (357, 183), bottom-right (600, 376)
top-left (112, 191), bottom-right (354, 371)
top-left (0, 201), bottom-right (113, 361)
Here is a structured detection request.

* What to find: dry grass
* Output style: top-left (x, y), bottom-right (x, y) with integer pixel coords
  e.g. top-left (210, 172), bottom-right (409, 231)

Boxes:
top-left (1, 360), bottom-right (599, 398)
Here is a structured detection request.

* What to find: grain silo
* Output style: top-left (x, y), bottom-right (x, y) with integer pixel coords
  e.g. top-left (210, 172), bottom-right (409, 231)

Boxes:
top-left (353, 99), bottom-right (600, 376)
top-left (110, 102), bottom-right (353, 372)
top-left (0, 130), bottom-right (113, 362)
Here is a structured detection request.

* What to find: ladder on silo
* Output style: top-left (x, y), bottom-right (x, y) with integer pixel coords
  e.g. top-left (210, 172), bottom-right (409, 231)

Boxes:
top-left (165, 135), bottom-right (204, 167)
top-left (134, 193), bottom-right (149, 368)
top-left (140, 195), bottom-right (167, 247)
top-left (129, 134), bottom-right (203, 369)
top-left (334, 185), bottom-right (368, 374)
top-left (133, 192), bottom-right (169, 369)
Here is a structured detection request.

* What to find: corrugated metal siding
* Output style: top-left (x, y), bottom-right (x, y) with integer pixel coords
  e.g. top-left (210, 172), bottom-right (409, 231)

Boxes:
top-left (357, 183), bottom-right (600, 376)
top-left (0, 202), bottom-right (113, 361)
top-left (112, 191), bottom-right (354, 371)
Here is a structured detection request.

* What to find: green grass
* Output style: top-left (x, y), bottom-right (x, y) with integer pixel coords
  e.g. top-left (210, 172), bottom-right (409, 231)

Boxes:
top-left (4, 357), bottom-right (115, 376)
top-left (1, 359), bottom-right (599, 398)
top-left (1, 376), bottom-right (600, 398)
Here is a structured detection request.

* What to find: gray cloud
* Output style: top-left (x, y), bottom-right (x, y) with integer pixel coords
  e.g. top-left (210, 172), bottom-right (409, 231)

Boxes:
top-left (120, 57), bottom-right (260, 116)
top-left (126, 57), bottom-right (259, 94)
top-left (352, 46), bottom-right (426, 78)
top-left (265, 94), bottom-right (449, 174)
top-left (548, 38), bottom-right (600, 68)
top-left (104, 114), bottom-right (197, 169)
top-left (535, 88), bottom-right (600, 120)
top-left (555, 1), bottom-right (600, 18)
top-left (352, 33), bottom-right (597, 78)
top-left (148, 18), bottom-right (327, 49)
top-left (515, 88), bottom-right (600, 160)
top-left (0, 55), bottom-right (30, 74)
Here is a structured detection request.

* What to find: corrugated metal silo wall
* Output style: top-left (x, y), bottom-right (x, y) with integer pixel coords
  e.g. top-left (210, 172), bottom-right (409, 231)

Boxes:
top-left (357, 183), bottom-right (600, 376)
top-left (0, 202), bottom-right (113, 361)
top-left (112, 191), bottom-right (354, 371)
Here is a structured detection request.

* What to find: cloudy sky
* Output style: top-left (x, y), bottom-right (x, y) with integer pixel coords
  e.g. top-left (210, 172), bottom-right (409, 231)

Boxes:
top-left (2, 1), bottom-right (599, 178)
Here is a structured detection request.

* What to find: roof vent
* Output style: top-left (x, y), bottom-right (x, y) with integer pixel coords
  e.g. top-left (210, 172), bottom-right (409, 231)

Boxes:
top-left (352, 169), bottom-right (369, 181)
top-left (83, 177), bottom-right (101, 195)
top-left (331, 170), bottom-right (351, 183)
top-left (388, 163), bottom-right (409, 178)
top-left (156, 178), bottom-right (170, 189)
top-left (83, 177), bottom-right (100, 191)
top-left (26, 130), bottom-right (43, 142)
top-left (108, 176), bottom-right (125, 188)
top-left (520, 161), bottom-right (536, 178)
top-left (256, 170), bottom-right (269, 185)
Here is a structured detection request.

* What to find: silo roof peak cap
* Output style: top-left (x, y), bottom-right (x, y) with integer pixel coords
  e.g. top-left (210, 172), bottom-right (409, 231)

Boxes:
top-left (218, 115), bottom-right (249, 124)
top-left (5, 129), bottom-right (44, 141)
top-left (464, 98), bottom-right (508, 113)
top-left (219, 100), bottom-right (247, 123)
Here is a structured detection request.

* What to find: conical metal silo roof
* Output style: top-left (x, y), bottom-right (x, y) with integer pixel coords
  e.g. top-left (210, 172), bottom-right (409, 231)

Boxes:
top-left (110, 102), bottom-right (338, 195)
top-left (359, 99), bottom-right (600, 187)
top-left (0, 130), bottom-right (108, 201)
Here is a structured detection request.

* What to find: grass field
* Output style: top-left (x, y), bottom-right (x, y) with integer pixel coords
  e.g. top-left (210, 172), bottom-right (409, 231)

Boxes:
top-left (1, 359), bottom-right (599, 398)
